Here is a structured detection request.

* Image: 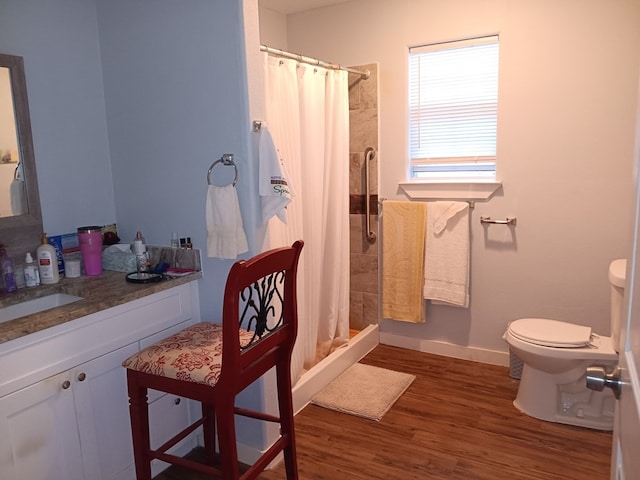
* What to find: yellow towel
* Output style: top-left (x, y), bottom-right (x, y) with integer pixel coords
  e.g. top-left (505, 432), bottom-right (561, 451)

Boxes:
top-left (381, 201), bottom-right (427, 323)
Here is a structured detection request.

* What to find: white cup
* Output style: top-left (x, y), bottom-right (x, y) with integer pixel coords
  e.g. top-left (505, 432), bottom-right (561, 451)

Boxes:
top-left (66, 259), bottom-right (81, 278)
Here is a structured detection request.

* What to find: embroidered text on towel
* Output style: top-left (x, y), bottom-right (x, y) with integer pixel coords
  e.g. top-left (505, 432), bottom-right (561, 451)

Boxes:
top-left (268, 175), bottom-right (290, 197)
top-left (259, 126), bottom-right (293, 224)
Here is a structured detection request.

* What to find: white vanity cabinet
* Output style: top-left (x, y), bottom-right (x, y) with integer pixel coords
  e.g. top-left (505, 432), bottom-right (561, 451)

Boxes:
top-left (0, 281), bottom-right (200, 480)
top-left (0, 368), bottom-right (86, 480)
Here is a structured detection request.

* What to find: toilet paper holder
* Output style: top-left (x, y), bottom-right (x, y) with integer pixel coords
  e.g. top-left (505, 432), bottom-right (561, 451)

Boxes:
top-left (480, 216), bottom-right (517, 226)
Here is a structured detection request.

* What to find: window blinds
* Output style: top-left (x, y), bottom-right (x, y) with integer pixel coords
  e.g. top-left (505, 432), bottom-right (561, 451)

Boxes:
top-left (409, 36), bottom-right (499, 176)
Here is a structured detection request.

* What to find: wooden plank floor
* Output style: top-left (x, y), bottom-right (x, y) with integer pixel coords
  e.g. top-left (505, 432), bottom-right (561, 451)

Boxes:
top-left (155, 344), bottom-right (612, 480)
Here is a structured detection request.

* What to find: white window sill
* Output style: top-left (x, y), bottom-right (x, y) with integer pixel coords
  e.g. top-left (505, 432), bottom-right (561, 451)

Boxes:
top-left (398, 181), bottom-right (502, 201)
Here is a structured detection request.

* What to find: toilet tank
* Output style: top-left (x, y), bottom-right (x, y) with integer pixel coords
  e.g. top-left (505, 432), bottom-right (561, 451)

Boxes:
top-left (609, 259), bottom-right (627, 353)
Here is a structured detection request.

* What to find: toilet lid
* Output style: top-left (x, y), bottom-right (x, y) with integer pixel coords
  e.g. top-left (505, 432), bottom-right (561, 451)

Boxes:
top-left (508, 318), bottom-right (592, 348)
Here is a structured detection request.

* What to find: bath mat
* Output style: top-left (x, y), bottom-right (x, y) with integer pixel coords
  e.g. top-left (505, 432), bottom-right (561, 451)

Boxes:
top-left (310, 363), bottom-right (415, 421)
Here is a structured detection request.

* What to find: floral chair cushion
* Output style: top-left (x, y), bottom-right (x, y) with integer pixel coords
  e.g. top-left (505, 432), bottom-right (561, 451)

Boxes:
top-left (122, 322), bottom-right (254, 387)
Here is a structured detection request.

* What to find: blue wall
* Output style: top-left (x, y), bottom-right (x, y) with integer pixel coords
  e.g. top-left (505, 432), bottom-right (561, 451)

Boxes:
top-left (1, 0), bottom-right (263, 323)
top-left (96, 0), bottom-right (259, 323)
top-left (1, 0), bottom-right (116, 232)
top-left (2, 0), bottom-right (269, 452)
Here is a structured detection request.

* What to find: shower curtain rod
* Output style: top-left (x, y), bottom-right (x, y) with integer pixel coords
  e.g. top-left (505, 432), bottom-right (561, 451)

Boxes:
top-left (260, 45), bottom-right (370, 79)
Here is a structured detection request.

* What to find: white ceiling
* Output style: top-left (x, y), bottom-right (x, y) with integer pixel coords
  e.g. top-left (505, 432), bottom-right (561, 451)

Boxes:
top-left (259, 0), bottom-right (350, 14)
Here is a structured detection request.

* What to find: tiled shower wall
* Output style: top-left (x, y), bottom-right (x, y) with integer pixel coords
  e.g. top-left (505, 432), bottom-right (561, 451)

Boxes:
top-left (348, 64), bottom-right (379, 331)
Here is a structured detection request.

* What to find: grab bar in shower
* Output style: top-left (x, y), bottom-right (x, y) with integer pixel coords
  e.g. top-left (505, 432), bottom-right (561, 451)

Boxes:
top-left (364, 147), bottom-right (377, 243)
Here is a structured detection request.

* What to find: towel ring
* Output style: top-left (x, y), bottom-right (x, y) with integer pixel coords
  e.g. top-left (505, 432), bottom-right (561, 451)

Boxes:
top-left (207, 153), bottom-right (238, 187)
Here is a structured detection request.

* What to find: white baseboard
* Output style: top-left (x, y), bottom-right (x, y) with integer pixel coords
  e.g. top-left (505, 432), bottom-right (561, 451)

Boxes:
top-left (379, 331), bottom-right (509, 367)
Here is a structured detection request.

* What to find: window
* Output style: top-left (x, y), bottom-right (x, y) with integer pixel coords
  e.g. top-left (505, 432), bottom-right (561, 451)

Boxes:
top-left (408, 36), bottom-right (499, 180)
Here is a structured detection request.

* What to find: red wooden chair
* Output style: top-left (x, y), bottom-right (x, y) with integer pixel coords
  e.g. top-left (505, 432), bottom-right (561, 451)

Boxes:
top-left (122, 240), bottom-right (303, 479)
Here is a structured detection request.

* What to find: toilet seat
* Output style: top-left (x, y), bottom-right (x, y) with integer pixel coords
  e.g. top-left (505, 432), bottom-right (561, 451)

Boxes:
top-left (508, 318), bottom-right (592, 348)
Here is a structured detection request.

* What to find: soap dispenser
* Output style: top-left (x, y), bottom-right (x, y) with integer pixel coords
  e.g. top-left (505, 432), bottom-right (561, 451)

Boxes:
top-left (37, 233), bottom-right (60, 284)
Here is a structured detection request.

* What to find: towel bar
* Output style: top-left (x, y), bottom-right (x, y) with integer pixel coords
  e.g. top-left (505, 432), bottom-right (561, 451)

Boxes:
top-left (207, 154), bottom-right (238, 187)
top-left (378, 199), bottom-right (475, 209)
top-left (480, 216), bottom-right (517, 226)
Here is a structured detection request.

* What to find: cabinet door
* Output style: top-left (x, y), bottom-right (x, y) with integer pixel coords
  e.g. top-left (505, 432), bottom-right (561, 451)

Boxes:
top-left (72, 342), bottom-right (138, 480)
top-left (0, 371), bottom-right (84, 480)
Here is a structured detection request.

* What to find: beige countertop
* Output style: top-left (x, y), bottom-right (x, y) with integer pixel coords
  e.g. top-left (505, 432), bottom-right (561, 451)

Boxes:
top-left (0, 270), bottom-right (202, 345)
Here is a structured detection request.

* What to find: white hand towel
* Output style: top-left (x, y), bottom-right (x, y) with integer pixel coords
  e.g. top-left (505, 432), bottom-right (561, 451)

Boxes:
top-left (205, 184), bottom-right (249, 259)
top-left (423, 201), bottom-right (470, 307)
top-left (259, 126), bottom-right (293, 224)
top-left (10, 178), bottom-right (26, 216)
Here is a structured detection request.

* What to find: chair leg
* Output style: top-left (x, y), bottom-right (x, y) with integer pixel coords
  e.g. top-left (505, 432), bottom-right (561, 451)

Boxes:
top-left (276, 362), bottom-right (299, 480)
top-left (216, 397), bottom-right (240, 480)
top-left (127, 371), bottom-right (153, 480)
top-left (201, 402), bottom-right (217, 466)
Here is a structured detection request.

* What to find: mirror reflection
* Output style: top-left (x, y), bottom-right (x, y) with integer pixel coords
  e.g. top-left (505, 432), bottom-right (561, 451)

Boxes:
top-left (0, 65), bottom-right (26, 217)
top-left (0, 53), bottom-right (41, 240)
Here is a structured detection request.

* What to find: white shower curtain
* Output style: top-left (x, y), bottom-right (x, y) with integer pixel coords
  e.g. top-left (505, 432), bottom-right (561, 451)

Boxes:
top-left (262, 53), bottom-right (350, 385)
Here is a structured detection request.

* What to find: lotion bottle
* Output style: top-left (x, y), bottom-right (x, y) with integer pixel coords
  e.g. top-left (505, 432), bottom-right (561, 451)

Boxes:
top-left (37, 233), bottom-right (60, 284)
top-left (24, 252), bottom-right (40, 287)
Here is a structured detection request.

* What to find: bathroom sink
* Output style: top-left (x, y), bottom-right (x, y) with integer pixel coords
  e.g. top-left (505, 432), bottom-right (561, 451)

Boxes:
top-left (0, 293), bottom-right (83, 324)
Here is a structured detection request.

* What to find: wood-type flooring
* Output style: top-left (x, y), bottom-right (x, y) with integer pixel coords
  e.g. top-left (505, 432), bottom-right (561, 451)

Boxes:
top-left (154, 344), bottom-right (612, 480)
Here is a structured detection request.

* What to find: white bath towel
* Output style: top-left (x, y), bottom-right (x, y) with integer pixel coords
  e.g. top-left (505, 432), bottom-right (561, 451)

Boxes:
top-left (259, 126), bottom-right (293, 224)
top-left (423, 201), bottom-right (470, 307)
top-left (205, 184), bottom-right (249, 259)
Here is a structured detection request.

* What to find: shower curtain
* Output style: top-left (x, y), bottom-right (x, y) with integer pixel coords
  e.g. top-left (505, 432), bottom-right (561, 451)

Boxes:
top-left (262, 53), bottom-right (350, 385)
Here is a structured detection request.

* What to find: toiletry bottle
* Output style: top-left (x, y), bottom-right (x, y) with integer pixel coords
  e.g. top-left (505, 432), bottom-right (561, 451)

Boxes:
top-left (24, 252), bottom-right (40, 287)
top-left (186, 237), bottom-right (192, 249)
top-left (133, 231), bottom-right (149, 274)
top-left (171, 232), bottom-right (179, 249)
top-left (0, 244), bottom-right (17, 293)
top-left (37, 233), bottom-right (60, 284)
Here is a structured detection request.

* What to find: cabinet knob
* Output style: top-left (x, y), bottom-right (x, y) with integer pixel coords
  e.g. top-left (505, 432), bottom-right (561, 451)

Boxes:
top-left (174, 397), bottom-right (181, 405)
top-left (61, 380), bottom-right (71, 390)
top-left (77, 372), bottom-right (86, 382)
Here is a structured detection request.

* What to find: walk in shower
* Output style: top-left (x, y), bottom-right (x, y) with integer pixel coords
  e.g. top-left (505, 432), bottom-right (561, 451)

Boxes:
top-left (259, 50), bottom-right (381, 411)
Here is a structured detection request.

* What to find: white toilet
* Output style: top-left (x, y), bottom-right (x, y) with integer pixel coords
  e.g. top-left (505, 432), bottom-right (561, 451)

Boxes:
top-left (504, 259), bottom-right (626, 430)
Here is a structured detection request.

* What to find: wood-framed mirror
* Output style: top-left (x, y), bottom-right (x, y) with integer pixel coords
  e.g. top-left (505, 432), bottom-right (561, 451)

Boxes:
top-left (0, 53), bottom-right (42, 258)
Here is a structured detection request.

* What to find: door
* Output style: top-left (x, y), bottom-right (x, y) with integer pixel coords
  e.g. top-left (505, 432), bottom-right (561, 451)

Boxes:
top-left (0, 370), bottom-right (84, 480)
top-left (613, 244), bottom-right (640, 477)
top-left (611, 80), bottom-right (640, 479)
